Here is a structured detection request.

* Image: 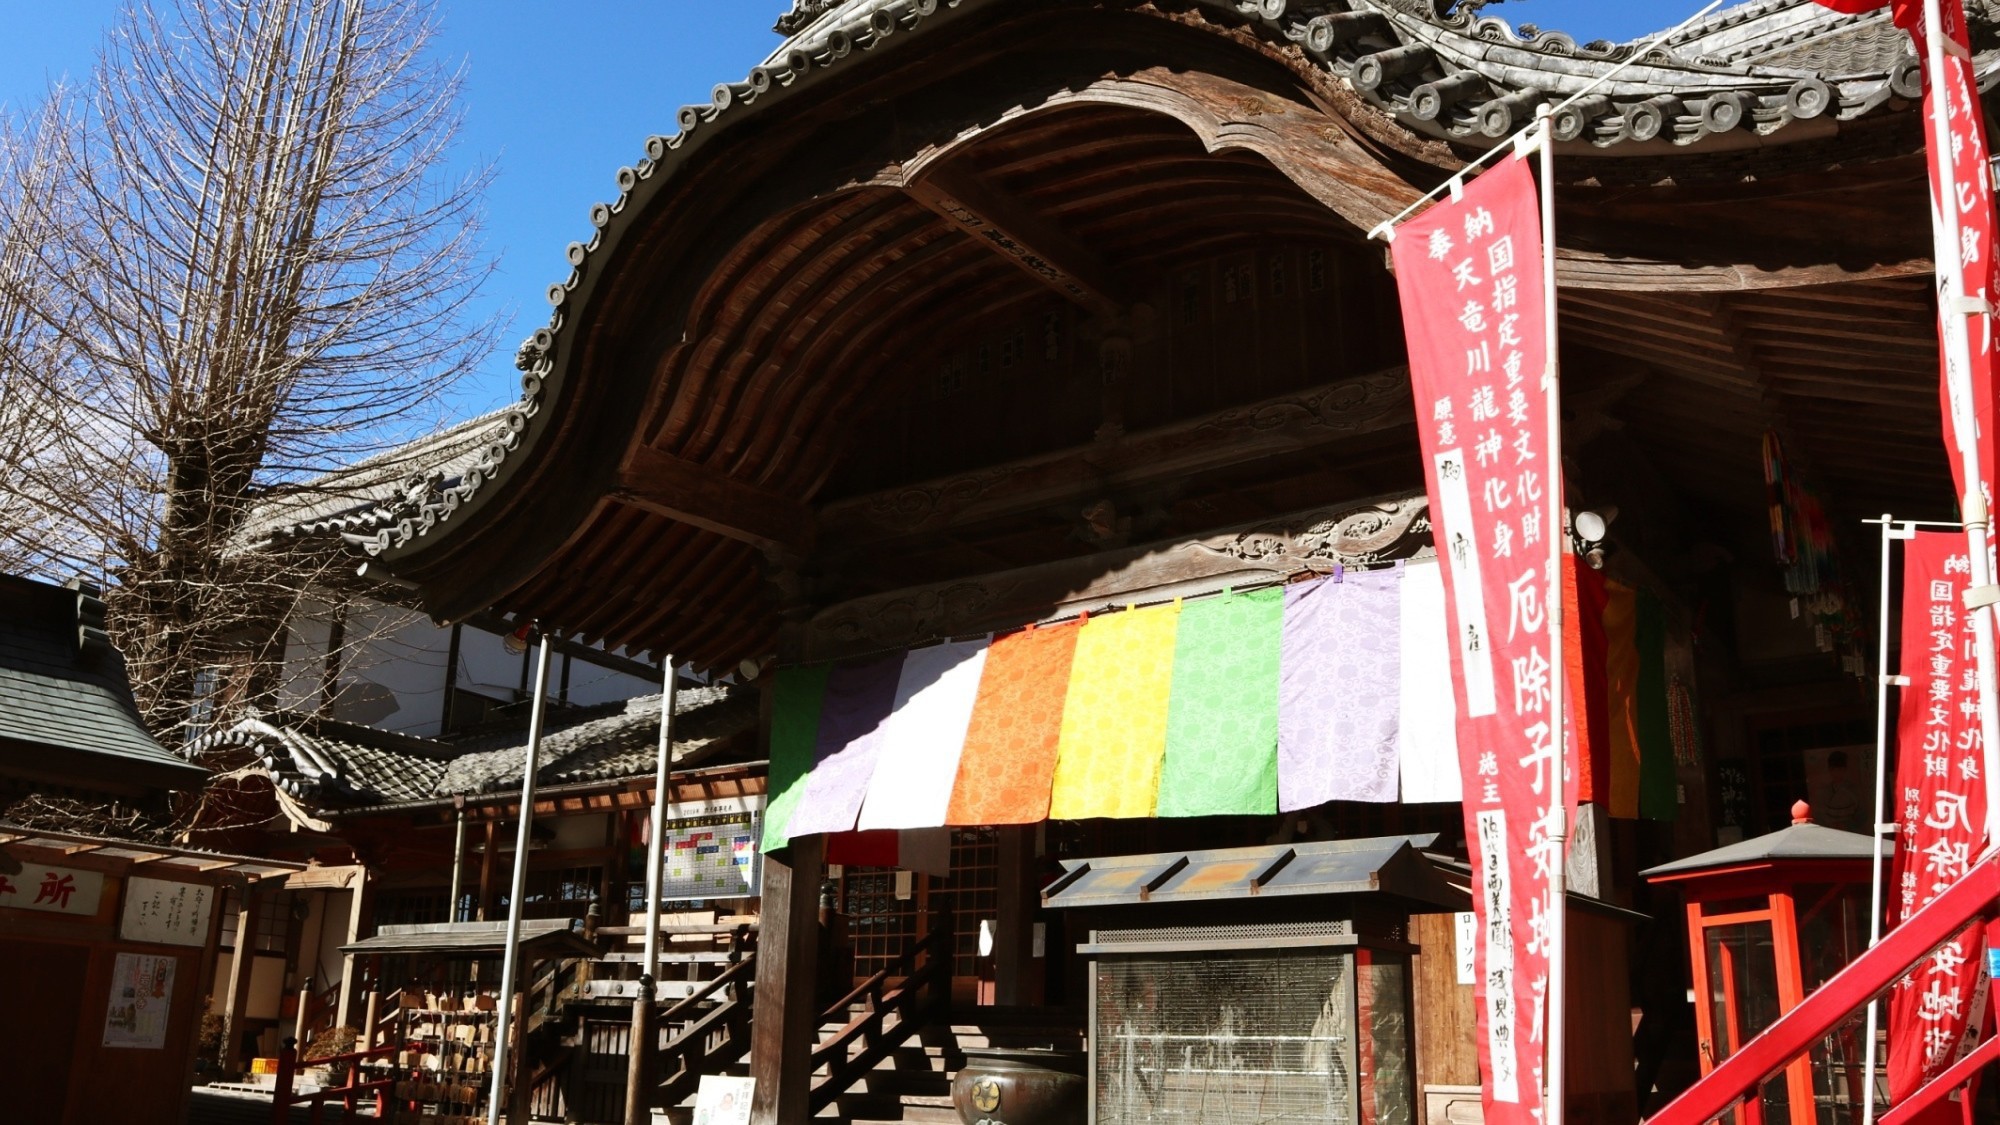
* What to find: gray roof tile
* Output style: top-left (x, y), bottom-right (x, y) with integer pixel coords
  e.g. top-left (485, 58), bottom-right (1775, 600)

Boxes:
top-left (193, 684), bottom-right (756, 812)
top-left (0, 575), bottom-right (205, 790)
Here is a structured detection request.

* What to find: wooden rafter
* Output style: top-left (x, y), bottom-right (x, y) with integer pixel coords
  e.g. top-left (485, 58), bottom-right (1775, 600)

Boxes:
top-left (903, 161), bottom-right (1130, 315)
top-left (816, 366), bottom-right (1414, 549)
top-left (614, 446), bottom-right (814, 557)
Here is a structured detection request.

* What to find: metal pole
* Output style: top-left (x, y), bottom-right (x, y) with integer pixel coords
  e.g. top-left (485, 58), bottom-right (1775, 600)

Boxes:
top-left (486, 632), bottom-right (554, 1125)
top-left (1862, 515), bottom-right (1915, 1125)
top-left (1918, 0), bottom-right (2000, 846)
top-left (1535, 103), bottom-right (1569, 1125)
top-left (627, 657), bottom-right (677, 1125)
top-left (644, 658), bottom-right (677, 971)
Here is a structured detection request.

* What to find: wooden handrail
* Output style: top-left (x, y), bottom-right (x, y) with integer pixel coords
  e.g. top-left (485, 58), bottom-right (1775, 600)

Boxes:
top-left (818, 919), bottom-right (947, 1022)
top-left (272, 1040), bottom-right (405, 1123)
top-left (599, 920), bottom-right (761, 937)
top-left (807, 913), bottom-right (953, 1113)
top-left (659, 951), bottom-right (757, 1027)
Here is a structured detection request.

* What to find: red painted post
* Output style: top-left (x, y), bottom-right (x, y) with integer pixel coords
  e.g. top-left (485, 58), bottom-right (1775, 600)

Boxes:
top-left (1648, 853), bottom-right (2000, 1125)
top-left (272, 1041), bottom-right (297, 1125)
top-left (1879, 1032), bottom-right (2000, 1125)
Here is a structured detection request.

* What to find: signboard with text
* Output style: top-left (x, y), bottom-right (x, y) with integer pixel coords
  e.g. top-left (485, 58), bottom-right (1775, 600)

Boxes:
top-left (0, 862), bottom-right (105, 917)
top-left (120, 877), bottom-right (214, 947)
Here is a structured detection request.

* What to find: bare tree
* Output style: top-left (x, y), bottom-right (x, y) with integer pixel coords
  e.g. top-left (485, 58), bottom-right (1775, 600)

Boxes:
top-left (0, 0), bottom-right (496, 737)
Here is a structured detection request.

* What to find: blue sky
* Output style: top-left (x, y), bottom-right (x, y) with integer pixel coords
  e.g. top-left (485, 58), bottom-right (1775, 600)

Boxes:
top-left (3, 0), bottom-right (1697, 419)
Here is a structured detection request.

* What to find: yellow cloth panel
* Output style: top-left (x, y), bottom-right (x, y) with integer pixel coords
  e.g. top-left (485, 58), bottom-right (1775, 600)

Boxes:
top-left (1048, 603), bottom-right (1182, 820)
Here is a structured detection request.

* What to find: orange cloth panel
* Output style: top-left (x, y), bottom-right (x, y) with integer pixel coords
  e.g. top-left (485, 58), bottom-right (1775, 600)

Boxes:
top-left (1602, 581), bottom-right (1641, 819)
top-left (944, 621), bottom-right (1082, 825)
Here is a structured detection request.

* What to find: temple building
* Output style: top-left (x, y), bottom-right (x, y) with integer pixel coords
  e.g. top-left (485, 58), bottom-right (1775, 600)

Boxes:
top-left (256, 0), bottom-right (1993, 1121)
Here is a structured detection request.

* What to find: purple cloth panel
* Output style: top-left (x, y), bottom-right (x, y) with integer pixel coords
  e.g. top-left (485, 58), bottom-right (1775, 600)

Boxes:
top-left (1278, 567), bottom-right (1404, 810)
top-left (784, 652), bottom-right (905, 837)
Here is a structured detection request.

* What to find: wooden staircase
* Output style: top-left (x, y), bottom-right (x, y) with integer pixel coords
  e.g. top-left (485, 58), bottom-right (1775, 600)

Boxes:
top-left (812, 1008), bottom-right (1086, 1124)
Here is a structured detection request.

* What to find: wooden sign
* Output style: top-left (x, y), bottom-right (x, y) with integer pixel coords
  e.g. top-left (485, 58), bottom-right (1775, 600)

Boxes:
top-left (0, 862), bottom-right (105, 917)
top-left (120, 877), bottom-right (214, 947)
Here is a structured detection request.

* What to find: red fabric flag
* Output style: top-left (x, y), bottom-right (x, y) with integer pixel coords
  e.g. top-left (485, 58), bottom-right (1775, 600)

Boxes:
top-left (1563, 556), bottom-right (1610, 806)
top-left (1392, 154), bottom-right (1564, 1125)
top-left (1890, 531), bottom-right (1990, 1121)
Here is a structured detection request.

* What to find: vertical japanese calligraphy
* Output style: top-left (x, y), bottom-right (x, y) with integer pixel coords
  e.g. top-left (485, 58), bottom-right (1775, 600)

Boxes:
top-left (1890, 531), bottom-right (1990, 1121)
top-left (1390, 153), bottom-right (1559, 1125)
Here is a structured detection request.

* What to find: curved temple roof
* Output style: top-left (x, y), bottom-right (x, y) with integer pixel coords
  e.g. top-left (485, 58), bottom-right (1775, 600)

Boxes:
top-left (321, 0), bottom-right (1976, 652)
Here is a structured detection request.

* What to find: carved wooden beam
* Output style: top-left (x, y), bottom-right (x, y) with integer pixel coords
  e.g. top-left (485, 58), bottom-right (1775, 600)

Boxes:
top-left (903, 162), bottom-right (1129, 315)
top-left (614, 446), bottom-right (814, 556)
top-left (805, 492), bottom-right (1432, 661)
top-left (817, 365), bottom-right (1414, 549)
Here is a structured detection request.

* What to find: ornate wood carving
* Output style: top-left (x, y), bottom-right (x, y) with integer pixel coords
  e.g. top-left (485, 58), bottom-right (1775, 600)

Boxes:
top-left (804, 491), bottom-right (1432, 662)
top-left (818, 365), bottom-right (1414, 548)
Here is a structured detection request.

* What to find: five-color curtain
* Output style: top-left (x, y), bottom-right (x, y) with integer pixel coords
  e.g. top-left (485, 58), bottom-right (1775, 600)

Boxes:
top-left (763, 560), bottom-right (1676, 853)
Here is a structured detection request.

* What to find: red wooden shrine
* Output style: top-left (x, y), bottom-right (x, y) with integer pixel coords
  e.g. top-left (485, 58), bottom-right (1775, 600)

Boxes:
top-left (1645, 802), bottom-right (1883, 1125)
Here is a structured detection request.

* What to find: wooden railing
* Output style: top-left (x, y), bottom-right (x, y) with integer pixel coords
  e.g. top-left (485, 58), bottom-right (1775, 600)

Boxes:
top-left (271, 1038), bottom-right (403, 1123)
top-left (807, 910), bottom-right (954, 1115)
top-left (652, 951), bottom-right (760, 1109)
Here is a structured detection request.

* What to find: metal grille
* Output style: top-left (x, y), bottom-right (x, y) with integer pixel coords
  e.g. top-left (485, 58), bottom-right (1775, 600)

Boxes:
top-left (1095, 952), bottom-right (1356, 1125)
top-left (1091, 920), bottom-right (1350, 948)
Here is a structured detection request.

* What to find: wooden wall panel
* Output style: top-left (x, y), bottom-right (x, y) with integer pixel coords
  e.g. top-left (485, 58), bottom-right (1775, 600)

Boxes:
top-left (1412, 910), bottom-right (1479, 1093)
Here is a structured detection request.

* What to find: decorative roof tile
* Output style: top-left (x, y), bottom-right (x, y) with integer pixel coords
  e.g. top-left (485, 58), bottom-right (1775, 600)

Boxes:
top-left (348, 0), bottom-right (1958, 568)
top-left (192, 684), bottom-right (756, 812)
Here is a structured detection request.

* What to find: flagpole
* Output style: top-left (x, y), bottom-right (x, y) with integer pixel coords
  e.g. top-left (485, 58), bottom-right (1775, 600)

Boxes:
top-left (627, 655), bottom-right (678, 1125)
top-left (1917, 0), bottom-right (2000, 847)
top-left (1861, 515), bottom-right (1917, 1125)
top-left (488, 631), bottom-right (554, 1125)
top-left (1534, 102), bottom-right (1569, 1125)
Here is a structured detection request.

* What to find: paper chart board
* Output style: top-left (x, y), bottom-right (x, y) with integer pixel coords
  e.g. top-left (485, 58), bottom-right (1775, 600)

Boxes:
top-left (661, 813), bottom-right (762, 902)
top-left (103, 951), bottom-right (176, 1049)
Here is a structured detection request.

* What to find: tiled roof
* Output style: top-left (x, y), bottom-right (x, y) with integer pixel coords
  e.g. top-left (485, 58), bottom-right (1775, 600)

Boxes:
top-left (340, 0), bottom-right (1965, 569)
top-left (230, 407), bottom-right (518, 553)
top-left (193, 684), bottom-right (757, 812)
top-left (0, 575), bottom-right (207, 792)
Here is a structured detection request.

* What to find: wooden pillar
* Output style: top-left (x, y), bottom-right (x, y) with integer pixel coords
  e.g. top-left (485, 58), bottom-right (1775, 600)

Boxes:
top-left (477, 818), bottom-right (500, 921)
top-left (748, 834), bottom-right (824, 1125)
top-left (994, 826), bottom-right (1041, 1006)
top-left (220, 882), bottom-right (263, 1077)
top-left (336, 868), bottom-right (373, 1027)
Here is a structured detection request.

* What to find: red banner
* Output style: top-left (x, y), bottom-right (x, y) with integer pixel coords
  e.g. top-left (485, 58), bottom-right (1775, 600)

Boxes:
top-left (1815, 0), bottom-right (2000, 499)
top-left (1391, 153), bottom-right (1562, 1125)
top-left (1891, 530), bottom-right (1989, 1121)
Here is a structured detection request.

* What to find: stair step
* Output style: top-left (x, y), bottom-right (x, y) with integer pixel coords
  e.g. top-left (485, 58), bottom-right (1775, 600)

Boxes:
top-left (596, 950), bottom-right (739, 963)
top-left (827, 1091), bottom-right (960, 1124)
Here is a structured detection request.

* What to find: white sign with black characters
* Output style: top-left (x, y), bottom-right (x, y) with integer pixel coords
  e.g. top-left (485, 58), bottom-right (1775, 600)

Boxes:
top-left (120, 877), bottom-right (214, 947)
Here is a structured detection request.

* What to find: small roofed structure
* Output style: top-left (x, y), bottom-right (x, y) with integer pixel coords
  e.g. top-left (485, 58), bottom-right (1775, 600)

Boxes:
top-left (1041, 833), bottom-right (1460, 914)
top-left (1644, 803), bottom-right (1886, 1125)
top-left (1044, 836), bottom-right (1457, 1125)
top-left (0, 573), bottom-right (206, 803)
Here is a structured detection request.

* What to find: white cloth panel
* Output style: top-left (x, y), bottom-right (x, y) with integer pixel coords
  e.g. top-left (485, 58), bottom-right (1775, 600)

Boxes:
top-left (856, 638), bottom-right (990, 830)
top-left (1398, 559), bottom-right (1464, 803)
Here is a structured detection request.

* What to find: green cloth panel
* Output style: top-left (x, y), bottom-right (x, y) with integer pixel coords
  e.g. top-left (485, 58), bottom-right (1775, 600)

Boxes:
top-left (1636, 591), bottom-right (1677, 821)
top-left (761, 663), bottom-right (831, 852)
top-left (1156, 588), bottom-right (1284, 817)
